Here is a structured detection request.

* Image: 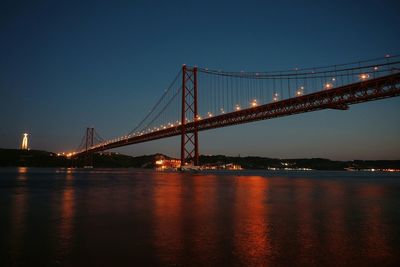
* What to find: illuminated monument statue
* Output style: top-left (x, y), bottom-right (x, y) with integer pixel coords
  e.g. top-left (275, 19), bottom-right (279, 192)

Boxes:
top-left (21, 133), bottom-right (29, 150)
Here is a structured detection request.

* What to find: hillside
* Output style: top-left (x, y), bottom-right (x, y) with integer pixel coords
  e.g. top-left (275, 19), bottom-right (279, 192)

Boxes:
top-left (0, 148), bottom-right (399, 170)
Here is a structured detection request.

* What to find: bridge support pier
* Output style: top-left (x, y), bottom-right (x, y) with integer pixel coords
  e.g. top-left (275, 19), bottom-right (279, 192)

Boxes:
top-left (181, 65), bottom-right (199, 166)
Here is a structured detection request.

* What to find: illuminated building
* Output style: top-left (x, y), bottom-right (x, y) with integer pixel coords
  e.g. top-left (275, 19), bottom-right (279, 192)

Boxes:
top-left (155, 157), bottom-right (181, 170)
top-left (201, 163), bottom-right (243, 170)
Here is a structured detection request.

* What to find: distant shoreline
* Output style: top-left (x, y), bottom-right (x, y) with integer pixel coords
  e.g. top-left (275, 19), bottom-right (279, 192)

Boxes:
top-left (1, 167), bottom-right (399, 174)
top-left (1, 148), bottom-right (399, 171)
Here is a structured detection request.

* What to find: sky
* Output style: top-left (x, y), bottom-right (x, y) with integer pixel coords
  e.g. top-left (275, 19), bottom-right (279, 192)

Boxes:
top-left (0, 0), bottom-right (399, 160)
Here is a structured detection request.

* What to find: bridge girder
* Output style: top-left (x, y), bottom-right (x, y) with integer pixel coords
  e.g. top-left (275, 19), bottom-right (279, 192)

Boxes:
top-left (74, 72), bottom-right (400, 158)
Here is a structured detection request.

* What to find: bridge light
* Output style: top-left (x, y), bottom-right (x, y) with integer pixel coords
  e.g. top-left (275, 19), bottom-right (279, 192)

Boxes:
top-left (220, 108), bottom-right (225, 114)
top-left (273, 93), bottom-right (279, 102)
top-left (296, 86), bottom-right (304, 96)
top-left (373, 66), bottom-right (379, 71)
top-left (324, 82), bottom-right (333, 89)
top-left (207, 112), bottom-right (213, 117)
top-left (251, 99), bottom-right (258, 107)
top-left (359, 73), bottom-right (370, 80)
top-left (332, 77), bottom-right (336, 82)
top-left (235, 104), bottom-right (241, 111)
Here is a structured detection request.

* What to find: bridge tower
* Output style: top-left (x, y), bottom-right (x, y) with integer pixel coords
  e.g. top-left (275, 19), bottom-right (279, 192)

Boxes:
top-left (84, 127), bottom-right (94, 167)
top-left (181, 65), bottom-right (199, 166)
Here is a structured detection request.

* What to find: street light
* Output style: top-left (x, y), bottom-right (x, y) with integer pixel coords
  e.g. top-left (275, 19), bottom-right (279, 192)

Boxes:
top-left (359, 73), bottom-right (370, 80)
top-left (296, 86), bottom-right (304, 96)
top-left (324, 82), bottom-right (333, 89)
top-left (273, 93), bottom-right (279, 102)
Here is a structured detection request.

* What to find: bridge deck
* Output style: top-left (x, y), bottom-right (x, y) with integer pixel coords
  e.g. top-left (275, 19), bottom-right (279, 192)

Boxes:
top-left (75, 72), bottom-right (400, 156)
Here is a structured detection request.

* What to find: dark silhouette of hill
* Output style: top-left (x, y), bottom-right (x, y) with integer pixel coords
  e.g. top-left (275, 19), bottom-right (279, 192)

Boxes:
top-left (0, 148), bottom-right (399, 170)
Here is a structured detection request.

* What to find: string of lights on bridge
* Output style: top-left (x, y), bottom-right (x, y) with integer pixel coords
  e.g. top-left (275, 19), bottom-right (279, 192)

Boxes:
top-left (67, 55), bottom-right (399, 156)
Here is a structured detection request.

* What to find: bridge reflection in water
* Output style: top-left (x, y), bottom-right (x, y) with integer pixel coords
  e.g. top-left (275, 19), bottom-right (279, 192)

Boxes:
top-left (1, 169), bottom-right (399, 266)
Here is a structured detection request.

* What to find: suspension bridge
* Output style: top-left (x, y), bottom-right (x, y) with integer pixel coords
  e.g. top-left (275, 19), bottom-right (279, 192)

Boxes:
top-left (72, 55), bottom-right (400, 167)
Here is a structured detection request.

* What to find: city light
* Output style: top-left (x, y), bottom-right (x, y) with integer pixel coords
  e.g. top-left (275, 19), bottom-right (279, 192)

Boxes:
top-left (66, 152), bottom-right (76, 158)
top-left (324, 82), bottom-right (333, 89)
top-left (273, 93), bottom-right (279, 102)
top-left (296, 86), bottom-right (304, 96)
top-left (359, 73), bottom-right (370, 80)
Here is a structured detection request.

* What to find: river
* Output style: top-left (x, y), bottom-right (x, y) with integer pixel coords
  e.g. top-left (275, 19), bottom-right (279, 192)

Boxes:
top-left (0, 168), bottom-right (399, 266)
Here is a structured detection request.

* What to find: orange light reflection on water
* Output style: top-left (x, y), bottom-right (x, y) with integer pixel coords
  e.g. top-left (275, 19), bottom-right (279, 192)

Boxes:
top-left (59, 171), bottom-right (75, 250)
top-left (152, 173), bottom-right (184, 265)
top-left (359, 185), bottom-right (391, 261)
top-left (322, 180), bottom-right (351, 264)
top-left (17, 167), bottom-right (28, 181)
top-left (190, 175), bottom-right (218, 265)
top-left (9, 168), bottom-right (29, 262)
top-left (233, 176), bottom-right (271, 266)
top-left (294, 178), bottom-right (320, 265)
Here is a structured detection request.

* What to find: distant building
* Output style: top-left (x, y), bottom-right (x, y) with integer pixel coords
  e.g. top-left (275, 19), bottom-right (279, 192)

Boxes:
top-left (155, 158), bottom-right (181, 170)
top-left (155, 156), bottom-right (243, 171)
top-left (223, 163), bottom-right (243, 170)
top-left (202, 162), bottom-right (243, 170)
top-left (21, 133), bottom-right (29, 150)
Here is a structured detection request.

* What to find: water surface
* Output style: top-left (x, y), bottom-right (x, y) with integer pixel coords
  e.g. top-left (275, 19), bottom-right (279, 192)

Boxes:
top-left (1, 168), bottom-right (399, 266)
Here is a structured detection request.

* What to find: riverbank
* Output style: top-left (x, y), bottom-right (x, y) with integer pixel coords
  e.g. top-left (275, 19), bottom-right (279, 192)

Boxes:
top-left (1, 148), bottom-right (399, 171)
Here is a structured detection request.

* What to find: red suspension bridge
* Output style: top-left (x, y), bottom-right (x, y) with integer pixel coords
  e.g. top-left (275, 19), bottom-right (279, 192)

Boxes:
top-left (72, 56), bottom-right (400, 167)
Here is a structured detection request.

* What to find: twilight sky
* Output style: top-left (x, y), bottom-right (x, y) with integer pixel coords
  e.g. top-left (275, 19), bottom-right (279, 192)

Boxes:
top-left (1, 0), bottom-right (399, 160)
